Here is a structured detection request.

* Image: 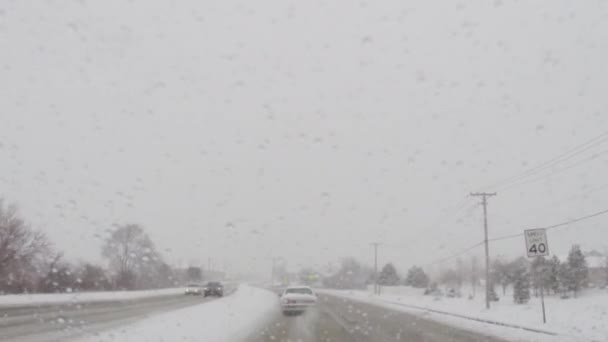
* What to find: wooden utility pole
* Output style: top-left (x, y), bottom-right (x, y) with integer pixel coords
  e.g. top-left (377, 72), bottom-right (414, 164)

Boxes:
top-left (371, 242), bottom-right (381, 295)
top-left (470, 192), bottom-right (497, 309)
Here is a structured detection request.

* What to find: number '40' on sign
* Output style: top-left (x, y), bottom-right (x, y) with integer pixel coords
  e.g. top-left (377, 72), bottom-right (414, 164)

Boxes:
top-left (524, 228), bottom-right (549, 258)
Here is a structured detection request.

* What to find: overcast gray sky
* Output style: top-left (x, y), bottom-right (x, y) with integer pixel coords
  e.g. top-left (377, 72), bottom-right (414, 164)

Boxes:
top-left (1, 0), bottom-right (607, 277)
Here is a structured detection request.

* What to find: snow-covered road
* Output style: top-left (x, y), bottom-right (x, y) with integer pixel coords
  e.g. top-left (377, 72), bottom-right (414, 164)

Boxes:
top-left (5, 284), bottom-right (586, 342)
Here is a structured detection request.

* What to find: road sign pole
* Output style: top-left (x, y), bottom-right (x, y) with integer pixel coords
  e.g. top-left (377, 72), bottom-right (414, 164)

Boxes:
top-left (525, 230), bottom-right (549, 324)
top-left (540, 277), bottom-right (546, 324)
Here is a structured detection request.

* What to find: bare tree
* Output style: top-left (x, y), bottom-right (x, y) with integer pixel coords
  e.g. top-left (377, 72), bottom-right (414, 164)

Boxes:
top-left (0, 200), bottom-right (51, 293)
top-left (102, 224), bottom-right (158, 290)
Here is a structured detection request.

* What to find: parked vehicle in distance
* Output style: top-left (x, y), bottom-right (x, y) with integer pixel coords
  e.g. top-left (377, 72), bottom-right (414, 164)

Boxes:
top-left (204, 281), bottom-right (224, 297)
top-left (280, 285), bottom-right (317, 316)
top-left (184, 283), bottom-right (203, 296)
top-left (446, 288), bottom-right (462, 298)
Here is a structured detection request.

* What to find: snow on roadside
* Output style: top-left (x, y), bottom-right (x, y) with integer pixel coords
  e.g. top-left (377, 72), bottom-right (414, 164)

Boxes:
top-left (0, 287), bottom-right (189, 307)
top-left (322, 286), bottom-right (608, 342)
top-left (76, 284), bottom-right (278, 342)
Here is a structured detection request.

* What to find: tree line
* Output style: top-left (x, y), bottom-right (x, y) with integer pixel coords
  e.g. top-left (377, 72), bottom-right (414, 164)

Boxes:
top-left (0, 199), bottom-right (201, 294)
top-left (434, 244), bottom-right (596, 303)
top-left (321, 244), bottom-right (602, 305)
top-left (321, 258), bottom-right (430, 289)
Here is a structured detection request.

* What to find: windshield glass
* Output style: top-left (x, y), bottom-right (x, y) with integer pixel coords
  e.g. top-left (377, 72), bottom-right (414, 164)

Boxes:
top-left (1, 1), bottom-right (606, 342)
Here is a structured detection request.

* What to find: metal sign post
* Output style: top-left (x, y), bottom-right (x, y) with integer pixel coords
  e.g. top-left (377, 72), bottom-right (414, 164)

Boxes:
top-left (525, 229), bottom-right (549, 324)
top-left (539, 273), bottom-right (546, 324)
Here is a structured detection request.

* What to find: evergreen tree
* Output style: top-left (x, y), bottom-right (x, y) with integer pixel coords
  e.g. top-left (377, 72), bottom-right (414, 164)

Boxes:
top-left (566, 245), bottom-right (588, 297)
top-left (323, 258), bottom-right (371, 289)
top-left (378, 263), bottom-right (400, 286)
top-left (488, 282), bottom-right (499, 301)
top-left (492, 258), bottom-right (512, 295)
top-left (512, 264), bottom-right (530, 304)
top-left (470, 256), bottom-right (479, 296)
top-left (546, 256), bottom-right (561, 294)
top-left (558, 262), bottom-right (572, 297)
top-left (530, 257), bottom-right (546, 297)
top-left (604, 256), bottom-right (608, 288)
top-left (405, 266), bottom-right (429, 288)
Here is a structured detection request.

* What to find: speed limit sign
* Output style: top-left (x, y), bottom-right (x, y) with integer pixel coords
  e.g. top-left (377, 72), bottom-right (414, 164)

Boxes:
top-left (524, 229), bottom-right (549, 257)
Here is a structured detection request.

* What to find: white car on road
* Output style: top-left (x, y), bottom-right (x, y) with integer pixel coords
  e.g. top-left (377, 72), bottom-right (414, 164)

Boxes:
top-left (279, 285), bottom-right (317, 315)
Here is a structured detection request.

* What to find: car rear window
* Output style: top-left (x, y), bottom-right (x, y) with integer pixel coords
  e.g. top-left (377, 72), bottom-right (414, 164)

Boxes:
top-left (285, 288), bottom-right (313, 295)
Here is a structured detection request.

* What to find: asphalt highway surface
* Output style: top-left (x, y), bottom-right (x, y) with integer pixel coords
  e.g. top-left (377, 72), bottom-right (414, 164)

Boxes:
top-left (245, 293), bottom-right (508, 342)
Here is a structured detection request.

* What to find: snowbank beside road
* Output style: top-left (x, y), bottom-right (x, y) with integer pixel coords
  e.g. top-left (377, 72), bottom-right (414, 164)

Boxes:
top-left (0, 287), bottom-right (189, 307)
top-left (76, 284), bottom-right (277, 342)
top-left (322, 286), bottom-right (608, 342)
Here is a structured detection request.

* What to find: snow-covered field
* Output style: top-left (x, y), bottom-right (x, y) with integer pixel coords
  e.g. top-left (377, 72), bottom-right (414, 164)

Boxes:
top-left (323, 286), bottom-right (608, 342)
top-left (0, 287), bottom-right (189, 307)
top-left (76, 284), bottom-right (277, 342)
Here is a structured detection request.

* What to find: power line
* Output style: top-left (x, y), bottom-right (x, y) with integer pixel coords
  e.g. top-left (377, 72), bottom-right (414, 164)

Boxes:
top-left (424, 207), bottom-right (608, 267)
top-left (424, 241), bottom-right (484, 267)
top-left (489, 207), bottom-right (608, 243)
top-left (495, 148), bottom-right (608, 193)
top-left (487, 132), bottom-right (608, 190)
top-left (542, 207), bottom-right (608, 231)
top-left (389, 200), bottom-right (477, 250)
top-left (514, 181), bottom-right (608, 219)
top-left (480, 132), bottom-right (608, 192)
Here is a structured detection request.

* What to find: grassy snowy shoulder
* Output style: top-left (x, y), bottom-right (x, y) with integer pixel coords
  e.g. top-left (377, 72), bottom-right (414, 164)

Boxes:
top-left (321, 285), bottom-right (608, 342)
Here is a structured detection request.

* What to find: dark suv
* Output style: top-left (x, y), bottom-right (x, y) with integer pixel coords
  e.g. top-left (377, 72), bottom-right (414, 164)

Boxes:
top-left (204, 281), bottom-right (224, 297)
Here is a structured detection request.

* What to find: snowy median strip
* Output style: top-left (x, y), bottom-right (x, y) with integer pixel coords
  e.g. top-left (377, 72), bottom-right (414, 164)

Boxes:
top-left (0, 287), bottom-right (190, 308)
top-left (76, 284), bottom-right (278, 342)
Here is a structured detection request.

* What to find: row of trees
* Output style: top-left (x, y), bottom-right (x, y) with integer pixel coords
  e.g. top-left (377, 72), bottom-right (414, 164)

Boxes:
top-left (510, 245), bottom-right (589, 303)
top-left (322, 258), bottom-right (372, 289)
top-left (321, 258), bottom-right (430, 290)
top-left (322, 244), bottom-right (595, 306)
top-left (377, 263), bottom-right (430, 288)
top-left (0, 199), bottom-right (200, 294)
top-left (435, 245), bottom-right (592, 304)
